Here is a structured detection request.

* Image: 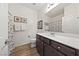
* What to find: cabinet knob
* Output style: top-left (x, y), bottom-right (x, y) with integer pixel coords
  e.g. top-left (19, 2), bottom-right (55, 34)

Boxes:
top-left (58, 46), bottom-right (61, 49)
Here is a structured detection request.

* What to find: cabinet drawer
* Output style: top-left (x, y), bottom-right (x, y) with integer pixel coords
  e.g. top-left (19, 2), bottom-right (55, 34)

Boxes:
top-left (50, 40), bottom-right (60, 49)
top-left (41, 36), bottom-right (50, 44)
top-left (36, 35), bottom-right (50, 44)
top-left (44, 44), bottom-right (64, 56)
top-left (60, 44), bottom-right (75, 56)
top-left (36, 34), bottom-right (41, 39)
top-left (50, 40), bottom-right (76, 56)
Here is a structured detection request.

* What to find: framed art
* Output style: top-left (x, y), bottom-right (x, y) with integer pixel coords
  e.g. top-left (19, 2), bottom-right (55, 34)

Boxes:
top-left (14, 16), bottom-right (27, 23)
top-left (22, 17), bottom-right (27, 23)
top-left (14, 16), bottom-right (21, 22)
top-left (19, 17), bottom-right (23, 22)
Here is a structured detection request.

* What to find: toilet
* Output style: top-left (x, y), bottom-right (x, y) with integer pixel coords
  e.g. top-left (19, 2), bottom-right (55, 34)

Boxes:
top-left (28, 34), bottom-right (36, 48)
top-left (31, 38), bottom-right (36, 48)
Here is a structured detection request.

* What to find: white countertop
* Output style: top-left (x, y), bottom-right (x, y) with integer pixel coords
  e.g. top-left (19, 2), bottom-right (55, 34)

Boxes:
top-left (37, 32), bottom-right (79, 50)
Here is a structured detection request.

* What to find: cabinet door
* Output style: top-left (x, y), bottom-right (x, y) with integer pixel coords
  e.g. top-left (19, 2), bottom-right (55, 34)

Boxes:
top-left (36, 35), bottom-right (43, 56)
top-left (77, 50), bottom-right (79, 56)
top-left (44, 44), bottom-right (64, 56)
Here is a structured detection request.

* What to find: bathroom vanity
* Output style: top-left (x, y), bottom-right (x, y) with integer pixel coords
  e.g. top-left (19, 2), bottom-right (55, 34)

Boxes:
top-left (36, 32), bottom-right (79, 56)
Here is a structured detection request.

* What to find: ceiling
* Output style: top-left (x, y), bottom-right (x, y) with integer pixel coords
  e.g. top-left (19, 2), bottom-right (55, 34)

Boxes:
top-left (45, 3), bottom-right (71, 17)
top-left (19, 3), bottom-right (70, 18)
top-left (20, 3), bottom-right (48, 11)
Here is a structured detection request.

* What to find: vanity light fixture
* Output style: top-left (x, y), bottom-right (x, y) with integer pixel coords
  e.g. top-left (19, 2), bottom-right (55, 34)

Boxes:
top-left (48, 3), bottom-right (54, 8)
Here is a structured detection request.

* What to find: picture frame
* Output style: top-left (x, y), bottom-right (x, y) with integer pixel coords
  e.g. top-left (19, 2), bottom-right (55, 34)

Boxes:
top-left (19, 17), bottom-right (23, 22)
top-left (14, 16), bottom-right (21, 22)
top-left (22, 18), bottom-right (27, 23)
top-left (14, 16), bottom-right (27, 23)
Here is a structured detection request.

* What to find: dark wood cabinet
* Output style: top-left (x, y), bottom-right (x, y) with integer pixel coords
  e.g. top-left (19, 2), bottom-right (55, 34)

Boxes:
top-left (50, 40), bottom-right (76, 56)
top-left (77, 50), bottom-right (79, 55)
top-left (36, 35), bottom-right (43, 56)
top-left (44, 43), bottom-right (64, 56)
top-left (41, 36), bottom-right (50, 44)
top-left (36, 34), bottom-right (79, 56)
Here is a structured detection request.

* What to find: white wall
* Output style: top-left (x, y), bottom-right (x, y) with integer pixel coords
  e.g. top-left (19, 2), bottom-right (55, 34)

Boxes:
top-left (0, 3), bottom-right (8, 39)
top-left (0, 3), bottom-right (8, 47)
top-left (0, 3), bottom-right (8, 56)
top-left (62, 4), bottom-right (79, 34)
top-left (8, 3), bottom-right (38, 47)
top-left (64, 4), bottom-right (79, 17)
